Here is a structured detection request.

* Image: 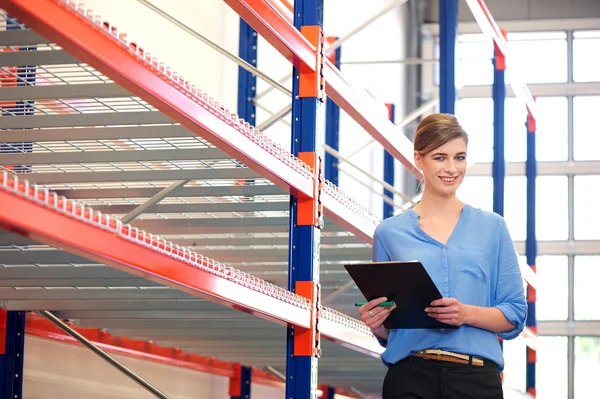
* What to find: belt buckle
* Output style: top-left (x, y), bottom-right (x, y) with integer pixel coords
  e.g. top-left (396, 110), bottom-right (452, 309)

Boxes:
top-left (425, 349), bottom-right (442, 361)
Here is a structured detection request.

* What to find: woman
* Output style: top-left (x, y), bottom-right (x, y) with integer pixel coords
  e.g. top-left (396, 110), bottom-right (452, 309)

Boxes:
top-left (358, 113), bottom-right (527, 399)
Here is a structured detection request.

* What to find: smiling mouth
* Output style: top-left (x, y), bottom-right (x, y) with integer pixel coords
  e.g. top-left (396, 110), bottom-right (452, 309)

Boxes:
top-left (439, 176), bottom-right (458, 183)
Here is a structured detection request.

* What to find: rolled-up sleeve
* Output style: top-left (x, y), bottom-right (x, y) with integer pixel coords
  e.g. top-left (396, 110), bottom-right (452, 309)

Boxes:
top-left (494, 219), bottom-right (528, 340)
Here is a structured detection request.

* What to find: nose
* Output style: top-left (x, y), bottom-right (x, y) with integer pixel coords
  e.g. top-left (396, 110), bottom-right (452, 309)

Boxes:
top-left (444, 159), bottom-right (458, 174)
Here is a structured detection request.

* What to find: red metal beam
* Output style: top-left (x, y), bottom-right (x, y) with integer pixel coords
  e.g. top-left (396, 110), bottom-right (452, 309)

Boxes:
top-left (21, 311), bottom-right (284, 388)
top-left (0, 0), bottom-right (380, 243)
top-left (0, 174), bottom-right (311, 329)
top-left (224, 0), bottom-right (421, 178)
top-left (0, 0), bottom-right (313, 199)
top-left (321, 186), bottom-right (378, 244)
top-left (319, 309), bottom-right (383, 358)
top-left (0, 174), bottom-right (384, 354)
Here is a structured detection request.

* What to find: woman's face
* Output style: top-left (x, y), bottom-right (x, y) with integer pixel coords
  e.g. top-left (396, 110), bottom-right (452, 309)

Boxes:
top-left (414, 137), bottom-right (467, 197)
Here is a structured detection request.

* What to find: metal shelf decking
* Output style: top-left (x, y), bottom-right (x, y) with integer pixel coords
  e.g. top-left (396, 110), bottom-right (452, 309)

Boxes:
top-left (0, 2), bottom-right (387, 393)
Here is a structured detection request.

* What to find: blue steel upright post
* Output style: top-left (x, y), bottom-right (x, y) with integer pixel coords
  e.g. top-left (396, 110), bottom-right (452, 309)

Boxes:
top-left (0, 311), bottom-right (26, 399)
top-left (324, 37), bottom-right (341, 186)
top-left (525, 106), bottom-right (537, 398)
top-left (492, 30), bottom-right (507, 218)
top-left (230, 364), bottom-right (252, 399)
top-left (237, 19), bottom-right (257, 127)
top-left (383, 104), bottom-right (396, 219)
top-left (237, 18), bottom-right (258, 195)
top-left (438, 0), bottom-right (458, 114)
top-left (286, 1), bottom-right (324, 399)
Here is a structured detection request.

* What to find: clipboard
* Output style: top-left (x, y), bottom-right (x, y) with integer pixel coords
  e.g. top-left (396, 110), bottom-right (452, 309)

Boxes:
top-left (344, 261), bottom-right (458, 330)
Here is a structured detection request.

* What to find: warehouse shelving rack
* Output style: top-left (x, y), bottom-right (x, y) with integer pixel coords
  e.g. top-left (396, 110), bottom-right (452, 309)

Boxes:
top-left (0, 0), bottom-right (538, 397)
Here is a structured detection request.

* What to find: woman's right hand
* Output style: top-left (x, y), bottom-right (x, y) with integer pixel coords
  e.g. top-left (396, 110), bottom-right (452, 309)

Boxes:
top-left (358, 297), bottom-right (396, 339)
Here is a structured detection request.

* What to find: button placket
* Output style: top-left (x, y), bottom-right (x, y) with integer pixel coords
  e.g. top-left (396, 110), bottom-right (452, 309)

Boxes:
top-left (442, 246), bottom-right (449, 294)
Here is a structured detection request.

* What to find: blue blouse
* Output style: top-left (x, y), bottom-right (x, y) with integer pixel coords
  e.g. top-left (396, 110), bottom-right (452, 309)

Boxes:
top-left (372, 205), bottom-right (527, 371)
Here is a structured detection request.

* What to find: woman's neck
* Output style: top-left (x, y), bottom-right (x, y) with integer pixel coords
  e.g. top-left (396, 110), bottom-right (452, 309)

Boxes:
top-left (413, 189), bottom-right (464, 218)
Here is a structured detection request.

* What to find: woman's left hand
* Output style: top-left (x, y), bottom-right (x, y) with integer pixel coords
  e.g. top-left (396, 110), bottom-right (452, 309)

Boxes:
top-left (425, 298), bottom-right (470, 326)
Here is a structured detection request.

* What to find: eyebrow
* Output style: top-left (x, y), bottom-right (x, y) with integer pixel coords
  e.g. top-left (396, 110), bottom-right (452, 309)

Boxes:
top-left (431, 152), bottom-right (467, 157)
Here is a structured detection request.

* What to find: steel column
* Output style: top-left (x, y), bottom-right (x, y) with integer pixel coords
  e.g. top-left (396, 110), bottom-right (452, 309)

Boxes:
top-left (438, 0), bottom-right (457, 114)
top-left (238, 19), bottom-right (258, 126)
top-left (324, 36), bottom-right (341, 186)
top-left (0, 311), bottom-right (25, 399)
top-left (286, 0), bottom-right (323, 398)
top-left (492, 30), bottom-right (507, 217)
top-left (238, 18), bottom-right (258, 194)
top-left (525, 105), bottom-right (537, 397)
top-left (230, 364), bottom-right (252, 399)
top-left (383, 104), bottom-right (396, 219)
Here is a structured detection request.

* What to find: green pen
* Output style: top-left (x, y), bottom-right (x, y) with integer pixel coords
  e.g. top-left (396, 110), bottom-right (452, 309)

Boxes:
top-left (354, 301), bottom-right (395, 307)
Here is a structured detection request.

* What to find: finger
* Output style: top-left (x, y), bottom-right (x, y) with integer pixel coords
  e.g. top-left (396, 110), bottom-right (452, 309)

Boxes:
top-left (367, 305), bottom-right (395, 325)
top-left (425, 306), bottom-right (456, 314)
top-left (368, 307), bottom-right (394, 328)
top-left (366, 302), bottom-right (396, 319)
top-left (365, 297), bottom-right (389, 309)
top-left (432, 314), bottom-right (458, 324)
top-left (359, 297), bottom-right (391, 315)
top-left (430, 297), bottom-right (456, 307)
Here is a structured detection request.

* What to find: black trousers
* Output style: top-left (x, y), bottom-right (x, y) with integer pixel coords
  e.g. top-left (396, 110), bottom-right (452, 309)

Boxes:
top-left (382, 355), bottom-right (503, 399)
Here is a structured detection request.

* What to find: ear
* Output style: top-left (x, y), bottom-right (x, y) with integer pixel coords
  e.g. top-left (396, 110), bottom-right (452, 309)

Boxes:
top-left (414, 151), bottom-right (422, 170)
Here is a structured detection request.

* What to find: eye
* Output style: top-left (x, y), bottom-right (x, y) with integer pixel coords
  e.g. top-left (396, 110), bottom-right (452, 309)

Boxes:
top-left (433, 157), bottom-right (445, 161)
top-left (456, 156), bottom-right (466, 161)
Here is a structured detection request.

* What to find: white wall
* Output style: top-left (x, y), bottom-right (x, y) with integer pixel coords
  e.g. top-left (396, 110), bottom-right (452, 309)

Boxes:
top-left (329, 0), bottom-right (407, 218)
top-left (80, 0), bottom-right (241, 112)
top-left (23, 336), bottom-right (230, 399)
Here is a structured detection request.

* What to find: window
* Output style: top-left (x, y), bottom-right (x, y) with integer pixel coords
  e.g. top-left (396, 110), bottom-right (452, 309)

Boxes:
top-left (504, 176), bottom-right (526, 241)
top-left (573, 96), bottom-right (600, 161)
top-left (503, 336), bottom-right (526, 394)
top-left (574, 337), bottom-right (600, 398)
top-left (504, 98), bottom-right (527, 163)
top-left (457, 176), bottom-right (492, 211)
top-left (456, 34), bottom-right (493, 86)
top-left (538, 336), bottom-right (569, 399)
top-left (535, 97), bottom-right (569, 162)
top-left (536, 256), bottom-right (568, 321)
top-left (536, 176), bottom-right (569, 241)
top-left (458, 96), bottom-right (567, 164)
top-left (573, 31), bottom-right (600, 82)
top-left (574, 256), bottom-right (600, 320)
top-left (504, 96), bottom-right (568, 162)
top-left (504, 176), bottom-right (568, 242)
top-left (506, 32), bottom-right (568, 84)
top-left (456, 98), bottom-right (493, 163)
top-left (574, 175), bottom-right (600, 240)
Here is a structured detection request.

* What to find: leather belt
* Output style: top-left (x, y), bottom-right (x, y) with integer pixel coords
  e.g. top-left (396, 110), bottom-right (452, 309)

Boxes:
top-left (413, 349), bottom-right (484, 367)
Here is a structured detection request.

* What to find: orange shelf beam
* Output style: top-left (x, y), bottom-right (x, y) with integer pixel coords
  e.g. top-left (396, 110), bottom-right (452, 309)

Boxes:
top-left (0, 0), bottom-right (379, 243)
top-left (223, 0), bottom-right (421, 178)
top-left (0, 174), bottom-right (311, 329)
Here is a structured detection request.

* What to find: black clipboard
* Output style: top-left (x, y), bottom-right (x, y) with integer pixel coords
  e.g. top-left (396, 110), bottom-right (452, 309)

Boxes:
top-left (344, 261), bottom-right (458, 329)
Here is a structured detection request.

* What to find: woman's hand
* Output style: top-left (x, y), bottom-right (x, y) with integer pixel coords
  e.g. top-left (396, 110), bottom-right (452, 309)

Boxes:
top-left (358, 297), bottom-right (397, 339)
top-left (425, 297), bottom-right (470, 326)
